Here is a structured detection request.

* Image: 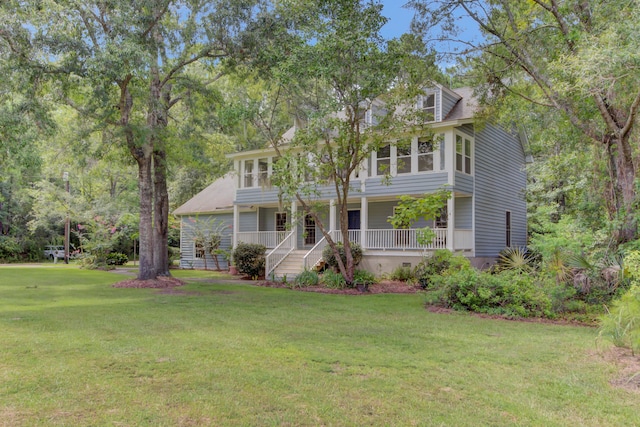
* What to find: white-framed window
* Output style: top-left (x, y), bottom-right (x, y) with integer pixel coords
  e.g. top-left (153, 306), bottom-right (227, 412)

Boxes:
top-left (376, 144), bottom-right (391, 175)
top-left (419, 92), bottom-right (436, 122)
top-left (243, 159), bottom-right (254, 188)
top-left (374, 135), bottom-right (443, 177)
top-left (258, 158), bottom-right (269, 187)
top-left (397, 144), bottom-right (412, 175)
top-left (435, 206), bottom-right (448, 229)
top-left (194, 240), bottom-right (205, 259)
top-left (455, 133), bottom-right (472, 174)
top-left (417, 137), bottom-right (434, 172)
top-left (275, 212), bottom-right (287, 232)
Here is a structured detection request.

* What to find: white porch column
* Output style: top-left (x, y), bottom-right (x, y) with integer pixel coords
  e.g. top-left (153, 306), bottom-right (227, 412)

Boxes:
top-left (291, 201), bottom-right (298, 249)
top-left (329, 199), bottom-right (336, 234)
top-left (447, 196), bottom-right (455, 251)
top-left (361, 196), bottom-right (368, 249)
top-left (233, 204), bottom-right (239, 247)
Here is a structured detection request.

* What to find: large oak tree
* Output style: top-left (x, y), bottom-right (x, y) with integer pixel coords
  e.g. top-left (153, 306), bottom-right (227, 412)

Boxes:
top-left (0, 0), bottom-right (268, 279)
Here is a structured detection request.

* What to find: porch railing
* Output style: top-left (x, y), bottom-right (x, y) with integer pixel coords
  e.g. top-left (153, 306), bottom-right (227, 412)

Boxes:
top-left (365, 228), bottom-right (448, 250)
top-left (333, 230), bottom-right (361, 244)
top-left (265, 231), bottom-right (295, 279)
top-left (237, 231), bottom-right (287, 249)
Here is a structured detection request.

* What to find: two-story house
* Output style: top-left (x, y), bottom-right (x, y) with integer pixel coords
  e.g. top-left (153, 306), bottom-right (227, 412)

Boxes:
top-left (174, 85), bottom-right (530, 277)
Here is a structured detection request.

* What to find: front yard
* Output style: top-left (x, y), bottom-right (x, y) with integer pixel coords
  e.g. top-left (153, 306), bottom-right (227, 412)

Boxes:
top-left (0, 265), bottom-right (637, 426)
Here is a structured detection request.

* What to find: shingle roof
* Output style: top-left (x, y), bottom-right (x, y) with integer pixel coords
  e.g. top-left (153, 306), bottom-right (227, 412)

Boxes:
top-left (173, 174), bottom-right (236, 216)
top-left (444, 87), bottom-right (478, 121)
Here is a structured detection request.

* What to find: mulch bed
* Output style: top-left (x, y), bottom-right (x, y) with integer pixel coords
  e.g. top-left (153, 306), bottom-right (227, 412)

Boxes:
top-left (257, 279), bottom-right (421, 294)
top-left (112, 276), bottom-right (185, 288)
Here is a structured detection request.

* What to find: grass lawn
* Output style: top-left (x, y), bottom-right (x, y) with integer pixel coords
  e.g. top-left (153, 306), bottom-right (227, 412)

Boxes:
top-left (0, 265), bottom-right (637, 426)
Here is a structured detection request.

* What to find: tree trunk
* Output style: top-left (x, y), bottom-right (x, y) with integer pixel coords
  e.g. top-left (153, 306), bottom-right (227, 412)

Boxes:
top-left (136, 152), bottom-right (157, 280)
top-left (153, 148), bottom-right (171, 276)
top-left (612, 135), bottom-right (637, 244)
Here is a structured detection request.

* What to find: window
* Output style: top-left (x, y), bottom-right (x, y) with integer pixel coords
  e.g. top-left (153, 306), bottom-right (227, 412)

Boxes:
top-left (275, 212), bottom-right (287, 232)
top-left (194, 240), bottom-right (205, 259)
top-left (506, 211), bottom-right (512, 247)
top-left (397, 144), bottom-right (412, 174)
top-left (258, 158), bottom-right (269, 186)
top-left (420, 93), bottom-right (436, 121)
top-left (304, 215), bottom-right (316, 245)
top-left (456, 134), bottom-right (472, 174)
top-left (417, 137), bottom-right (434, 172)
top-left (244, 160), bottom-right (254, 188)
top-left (376, 144), bottom-right (391, 175)
top-left (435, 206), bottom-right (448, 229)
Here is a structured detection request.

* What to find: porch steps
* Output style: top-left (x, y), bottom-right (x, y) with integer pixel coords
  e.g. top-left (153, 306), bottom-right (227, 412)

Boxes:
top-left (273, 250), bottom-right (308, 278)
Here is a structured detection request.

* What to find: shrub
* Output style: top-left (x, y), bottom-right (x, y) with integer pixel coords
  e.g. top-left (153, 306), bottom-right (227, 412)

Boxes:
top-left (413, 250), bottom-right (455, 288)
top-left (295, 269), bottom-right (319, 287)
top-left (106, 252), bottom-right (129, 266)
top-left (599, 285), bottom-right (640, 353)
top-left (322, 269), bottom-right (346, 289)
top-left (0, 236), bottom-right (20, 262)
top-left (233, 243), bottom-right (266, 278)
top-left (426, 263), bottom-right (552, 318)
top-left (496, 246), bottom-right (536, 272)
top-left (353, 269), bottom-right (376, 287)
top-left (322, 242), bottom-right (362, 270)
top-left (389, 265), bottom-right (415, 282)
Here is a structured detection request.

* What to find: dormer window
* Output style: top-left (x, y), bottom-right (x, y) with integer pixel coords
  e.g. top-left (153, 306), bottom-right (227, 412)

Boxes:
top-left (420, 93), bottom-right (436, 121)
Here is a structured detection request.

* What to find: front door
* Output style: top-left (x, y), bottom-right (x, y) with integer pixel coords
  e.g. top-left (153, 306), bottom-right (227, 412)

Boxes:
top-left (304, 214), bottom-right (316, 246)
top-left (348, 210), bottom-right (361, 230)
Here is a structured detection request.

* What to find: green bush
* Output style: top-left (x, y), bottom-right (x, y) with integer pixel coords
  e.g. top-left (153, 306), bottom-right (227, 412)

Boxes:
top-left (599, 285), bottom-right (640, 353)
top-left (295, 269), bottom-right (319, 287)
top-left (233, 243), bottom-right (266, 278)
top-left (413, 249), bottom-right (455, 288)
top-left (322, 242), bottom-right (362, 269)
top-left (389, 265), bottom-right (415, 282)
top-left (353, 269), bottom-right (376, 287)
top-left (0, 236), bottom-right (20, 262)
top-left (599, 251), bottom-right (640, 352)
top-left (322, 269), bottom-right (347, 289)
top-left (426, 263), bottom-right (552, 318)
top-left (106, 252), bottom-right (129, 266)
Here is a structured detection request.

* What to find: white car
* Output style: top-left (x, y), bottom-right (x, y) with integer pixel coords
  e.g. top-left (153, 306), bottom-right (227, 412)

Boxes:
top-left (43, 245), bottom-right (66, 260)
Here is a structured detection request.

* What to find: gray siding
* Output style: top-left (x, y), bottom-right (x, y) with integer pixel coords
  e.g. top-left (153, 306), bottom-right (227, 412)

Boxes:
top-left (455, 197), bottom-right (472, 229)
top-left (454, 173), bottom-right (474, 195)
top-left (368, 200), bottom-right (431, 229)
top-left (180, 213), bottom-right (233, 269)
top-left (259, 207), bottom-right (280, 231)
top-left (473, 123), bottom-right (527, 257)
top-left (236, 187), bottom-right (280, 205)
top-left (365, 173), bottom-right (448, 197)
top-left (441, 89), bottom-right (460, 119)
top-left (239, 211), bottom-right (257, 232)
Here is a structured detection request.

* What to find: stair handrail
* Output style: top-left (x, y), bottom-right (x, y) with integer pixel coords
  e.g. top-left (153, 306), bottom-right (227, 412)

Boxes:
top-left (303, 234), bottom-right (329, 270)
top-left (266, 230), bottom-right (295, 279)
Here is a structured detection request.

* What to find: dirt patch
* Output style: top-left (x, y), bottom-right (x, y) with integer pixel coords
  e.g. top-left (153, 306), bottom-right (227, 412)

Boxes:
top-left (112, 276), bottom-right (185, 289)
top-left (257, 279), bottom-right (420, 294)
top-left (599, 347), bottom-right (640, 393)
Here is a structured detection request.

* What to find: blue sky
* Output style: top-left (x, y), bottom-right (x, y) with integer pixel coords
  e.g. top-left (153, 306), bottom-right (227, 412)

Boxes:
top-left (379, 1), bottom-right (482, 57)
top-left (379, 0), bottom-right (412, 39)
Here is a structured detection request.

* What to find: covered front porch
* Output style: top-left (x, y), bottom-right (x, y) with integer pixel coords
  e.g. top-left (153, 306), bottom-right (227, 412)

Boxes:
top-left (232, 195), bottom-right (474, 277)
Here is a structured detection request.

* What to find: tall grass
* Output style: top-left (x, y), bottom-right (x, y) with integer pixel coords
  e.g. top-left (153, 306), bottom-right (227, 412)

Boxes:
top-left (0, 265), bottom-right (637, 426)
